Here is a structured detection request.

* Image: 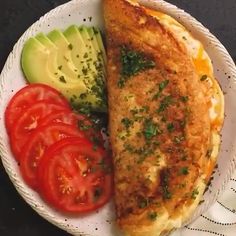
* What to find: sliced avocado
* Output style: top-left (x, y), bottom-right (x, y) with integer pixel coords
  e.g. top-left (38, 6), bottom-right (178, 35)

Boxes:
top-left (47, 30), bottom-right (79, 79)
top-left (87, 27), bottom-right (106, 75)
top-left (35, 33), bottom-right (70, 82)
top-left (21, 37), bottom-right (106, 111)
top-left (78, 26), bottom-right (99, 75)
top-left (93, 27), bottom-right (107, 64)
top-left (63, 25), bottom-right (107, 111)
top-left (64, 25), bottom-right (87, 71)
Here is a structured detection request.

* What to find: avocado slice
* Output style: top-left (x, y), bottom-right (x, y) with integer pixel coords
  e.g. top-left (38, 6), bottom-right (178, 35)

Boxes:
top-left (78, 26), bottom-right (100, 75)
top-left (87, 27), bottom-right (106, 75)
top-left (21, 25), bottom-right (107, 112)
top-left (47, 30), bottom-right (79, 79)
top-left (64, 25), bottom-right (87, 72)
top-left (93, 27), bottom-right (107, 64)
top-left (21, 37), bottom-right (106, 111)
top-left (35, 33), bottom-right (70, 82)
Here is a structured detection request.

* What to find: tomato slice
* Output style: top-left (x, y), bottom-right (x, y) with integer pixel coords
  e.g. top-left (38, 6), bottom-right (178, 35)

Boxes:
top-left (37, 137), bottom-right (113, 213)
top-left (40, 110), bottom-right (104, 145)
top-left (20, 124), bottom-right (84, 189)
top-left (39, 110), bottom-right (85, 127)
top-left (10, 102), bottom-right (69, 160)
top-left (5, 84), bottom-right (69, 132)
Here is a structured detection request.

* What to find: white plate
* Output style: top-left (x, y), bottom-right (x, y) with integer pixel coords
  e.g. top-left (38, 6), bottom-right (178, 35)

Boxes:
top-left (0, 0), bottom-right (236, 235)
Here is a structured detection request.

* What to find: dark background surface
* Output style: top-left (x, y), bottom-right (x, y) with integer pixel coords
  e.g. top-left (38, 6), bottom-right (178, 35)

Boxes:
top-left (0, 0), bottom-right (235, 235)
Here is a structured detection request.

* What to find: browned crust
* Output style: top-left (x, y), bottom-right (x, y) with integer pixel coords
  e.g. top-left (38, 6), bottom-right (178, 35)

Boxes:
top-left (104, 0), bottom-right (212, 234)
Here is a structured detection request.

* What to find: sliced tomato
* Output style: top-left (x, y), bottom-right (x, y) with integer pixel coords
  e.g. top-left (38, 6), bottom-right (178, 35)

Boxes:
top-left (20, 124), bottom-right (84, 189)
top-left (39, 110), bottom-right (84, 127)
top-left (5, 84), bottom-right (69, 132)
top-left (37, 137), bottom-right (113, 213)
top-left (10, 102), bottom-right (69, 160)
top-left (40, 110), bottom-right (104, 145)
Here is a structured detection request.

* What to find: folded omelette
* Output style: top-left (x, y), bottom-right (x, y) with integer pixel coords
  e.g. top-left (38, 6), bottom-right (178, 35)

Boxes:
top-left (103, 0), bottom-right (224, 235)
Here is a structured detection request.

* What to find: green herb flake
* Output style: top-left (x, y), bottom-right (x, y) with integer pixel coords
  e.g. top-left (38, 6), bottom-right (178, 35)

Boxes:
top-left (59, 76), bottom-right (66, 83)
top-left (159, 80), bottom-right (169, 92)
top-left (191, 188), bottom-right (199, 199)
top-left (180, 96), bottom-right (189, 103)
top-left (147, 211), bottom-right (158, 221)
top-left (82, 68), bottom-right (88, 75)
top-left (160, 169), bottom-right (172, 199)
top-left (68, 43), bottom-right (73, 50)
top-left (143, 119), bottom-right (159, 140)
top-left (118, 46), bottom-right (155, 87)
top-left (79, 93), bottom-right (87, 99)
top-left (179, 167), bottom-right (189, 175)
top-left (181, 155), bottom-right (188, 161)
top-left (138, 198), bottom-right (149, 209)
top-left (167, 123), bottom-right (174, 132)
top-left (157, 95), bottom-right (173, 113)
top-left (121, 118), bottom-right (133, 129)
top-left (58, 65), bottom-right (62, 70)
top-left (200, 75), bottom-right (208, 81)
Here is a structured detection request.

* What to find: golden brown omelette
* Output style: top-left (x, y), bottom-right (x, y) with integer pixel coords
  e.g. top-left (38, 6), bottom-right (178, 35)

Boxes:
top-left (103, 0), bottom-right (224, 235)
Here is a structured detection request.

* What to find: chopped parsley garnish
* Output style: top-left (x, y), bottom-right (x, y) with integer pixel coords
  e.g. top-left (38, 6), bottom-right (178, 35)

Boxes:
top-left (180, 96), bottom-right (189, 103)
top-left (79, 93), bottom-right (87, 99)
top-left (191, 188), bottom-right (199, 199)
top-left (82, 68), bottom-right (88, 75)
top-left (159, 80), bottom-right (169, 92)
top-left (160, 169), bottom-right (172, 199)
top-left (200, 75), bottom-right (208, 81)
top-left (118, 46), bottom-right (155, 88)
top-left (179, 167), bottom-right (189, 175)
top-left (121, 118), bottom-right (133, 129)
top-left (143, 119), bottom-right (160, 140)
top-left (138, 198), bottom-right (149, 209)
top-left (147, 211), bottom-right (158, 221)
top-left (59, 76), bottom-right (66, 83)
top-left (157, 95), bottom-right (173, 113)
top-left (153, 80), bottom-right (169, 100)
top-left (68, 43), bottom-right (73, 50)
top-left (181, 155), bottom-right (188, 161)
top-left (167, 123), bottom-right (174, 132)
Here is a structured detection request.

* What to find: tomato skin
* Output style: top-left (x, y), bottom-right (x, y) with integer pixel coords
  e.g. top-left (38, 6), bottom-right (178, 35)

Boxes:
top-left (10, 102), bottom-right (69, 160)
top-left (37, 137), bottom-right (113, 213)
top-left (5, 84), bottom-right (69, 133)
top-left (20, 124), bottom-right (85, 189)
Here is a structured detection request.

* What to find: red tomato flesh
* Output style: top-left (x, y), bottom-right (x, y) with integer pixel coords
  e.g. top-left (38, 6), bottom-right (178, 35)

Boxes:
top-left (40, 110), bottom-right (104, 145)
top-left (5, 84), bottom-right (69, 133)
top-left (20, 124), bottom-right (84, 189)
top-left (37, 137), bottom-right (113, 213)
top-left (10, 102), bottom-right (69, 160)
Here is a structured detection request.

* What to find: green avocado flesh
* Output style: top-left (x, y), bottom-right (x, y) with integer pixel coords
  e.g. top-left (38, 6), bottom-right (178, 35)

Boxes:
top-left (21, 25), bottom-right (107, 112)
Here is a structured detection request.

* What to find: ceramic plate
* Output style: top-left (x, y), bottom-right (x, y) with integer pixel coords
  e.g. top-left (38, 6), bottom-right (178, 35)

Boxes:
top-left (0, 0), bottom-right (236, 235)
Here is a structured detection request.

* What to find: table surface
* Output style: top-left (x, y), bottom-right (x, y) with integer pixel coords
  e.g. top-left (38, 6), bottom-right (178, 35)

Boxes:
top-left (0, 0), bottom-right (235, 235)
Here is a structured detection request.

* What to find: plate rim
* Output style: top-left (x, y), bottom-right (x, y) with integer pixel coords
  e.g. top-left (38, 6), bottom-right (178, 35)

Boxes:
top-left (0, 0), bottom-right (236, 235)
